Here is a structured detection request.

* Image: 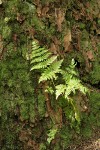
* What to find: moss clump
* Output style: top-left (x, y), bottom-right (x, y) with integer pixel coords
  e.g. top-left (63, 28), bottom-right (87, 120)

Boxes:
top-left (0, 52), bottom-right (35, 149)
top-left (89, 62), bottom-right (100, 84)
top-left (80, 91), bottom-right (100, 139)
top-left (38, 91), bottom-right (46, 119)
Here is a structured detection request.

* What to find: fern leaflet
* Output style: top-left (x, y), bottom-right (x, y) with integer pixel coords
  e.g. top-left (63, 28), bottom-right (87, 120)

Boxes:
top-left (31, 52), bottom-right (51, 63)
top-left (39, 59), bottom-right (63, 82)
top-left (31, 55), bottom-right (58, 71)
top-left (31, 49), bottom-right (48, 58)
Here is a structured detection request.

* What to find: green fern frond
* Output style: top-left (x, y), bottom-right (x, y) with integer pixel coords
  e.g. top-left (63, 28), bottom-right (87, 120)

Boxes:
top-left (56, 78), bottom-right (88, 100)
top-left (31, 52), bottom-right (51, 63)
top-left (56, 63), bottom-right (88, 99)
top-left (64, 78), bottom-right (79, 98)
top-left (31, 49), bottom-right (48, 58)
top-left (31, 41), bottom-right (50, 58)
top-left (31, 41), bottom-right (63, 82)
top-left (56, 84), bottom-right (66, 99)
top-left (50, 59), bottom-right (63, 71)
top-left (39, 59), bottom-right (63, 82)
top-left (30, 41), bottom-right (88, 126)
top-left (39, 68), bottom-right (57, 82)
top-left (32, 41), bottom-right (39, 48)
top-left (31, 55), bottom-right (58, 71)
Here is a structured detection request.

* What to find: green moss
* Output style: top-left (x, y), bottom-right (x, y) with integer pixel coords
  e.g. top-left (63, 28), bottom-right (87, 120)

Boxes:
top-left (38, 91), bottom-right (46, 118)
top-left (40, 143), bottom-right (46, 150)
top-left (89, 92), bottom-right (100, 118)
top-left (80, 30), bottom-right (93, 51)
top-left (31, 16), bottom-right (45, 31)
top-left (2, 25), bottom-right (12, 40)
top-left (0, 52), bottom-right (36, 148)
top-left (60, 126), bottom-right (72, 149)
top-left (79, 23), bottom-right (86, 30)
top-left (81, 91), bottom-right (100, 139)
top-left (81, 125), bottom-right (92, 138)
top-left (89, 62), bottom-right (100, 84)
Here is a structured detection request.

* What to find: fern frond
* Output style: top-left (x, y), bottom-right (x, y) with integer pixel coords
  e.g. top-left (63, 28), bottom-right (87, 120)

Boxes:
top-left (56, 84), bottom-right (66, 99)
top-left (64, 78), bottom-right (88, 99)
top-left (39, 59), bottom-right (63, 82)
top-left (30, 41), bottom-right (88, 126)
top-left (31, 52), bottom-right (51, 63)
top-left (31, 55), bottom-right (58, 71)
top-left (30, 41), bottom-right (61, 73)
top-left (31, 49), bottom-right (48, 58)
top-left (50, 59), bottom-right (63, 71)
top-left (32, 41), bottom-right (39, 48)
top-left (56, 71), bottom-right (88, 99)
top-left (64, 78), bottom-right (79, 98)
top-left (30, 41), bottom-right (88, 101)
top-left (39, 67), bottom-right (57, 82)
top-left (31, 47), bottom-right (47, 56)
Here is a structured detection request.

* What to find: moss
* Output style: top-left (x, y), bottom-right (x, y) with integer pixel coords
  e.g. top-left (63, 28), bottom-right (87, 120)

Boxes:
top-left (81, 125), bottom-right (92, 138)
top-left (0, 52), bottom-right (36, 148)
top-left (38, 91), bottom-right (46, 118)
top-left (31, 16), bottom-right (45, 31)
top-left (89, 62), bottom-right (100, 84)
top-left (60, 126), bottom-right (72, 149)
top-left (89, 92), bottom-right (100, 112)
top-left (2, 25), bottom-right (12, 40)
top-left (40, 143), bottom-right (46, 150)
top-left (64, 51), bottom-right (85, 69)
top-left (80, 91), bottom-right (100, 138)
top-left (29, 103), bottom-right (36, 123)
top-left (79, 23), bottom-right (86, 30)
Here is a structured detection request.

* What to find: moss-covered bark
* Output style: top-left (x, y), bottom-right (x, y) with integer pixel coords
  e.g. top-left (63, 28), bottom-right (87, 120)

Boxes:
top-left (0, 0), bottom-right (100, 149)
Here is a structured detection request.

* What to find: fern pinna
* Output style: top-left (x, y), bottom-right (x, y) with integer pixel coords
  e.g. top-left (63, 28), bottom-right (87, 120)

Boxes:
top-left (30, 41), bottom-right (63, 82)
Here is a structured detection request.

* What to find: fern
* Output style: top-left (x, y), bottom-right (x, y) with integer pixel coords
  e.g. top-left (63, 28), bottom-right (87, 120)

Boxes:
top-left (31, 52), bottom-right (51, 63)
top-left (30, 41), bottom-right (63, 82)
top-left (39, 59), bottom-right (63, 82)
top-left (47, 128), bottom-right (57, 143)
top-left (30, 41), bottom-right (88, 97)
top-left (31, 55), bottom-right (58, 70)
top-left (55, 60), bottom-right (88, 100)
top-left (30, 41), bottom-right (88, 126)
top-left (56, 84), bottom-right (66, 99)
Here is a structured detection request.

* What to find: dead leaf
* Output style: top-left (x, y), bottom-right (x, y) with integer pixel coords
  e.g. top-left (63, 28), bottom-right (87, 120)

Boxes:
top-left (27, 139), bottom-right (39, 149)
top-left (63, 29), bottom-right (71, 52)
top-left (50, 37), bottom-right (61, 54)
top-left (86, 2), bottom-right (90, 8)
top-left (53, 36), bottom-right (60, 45)
top-left (28, 28), bottom-right (35, 38)
top-left (37, 4), bottom-right (42, 17)
top-left (86, 51), bottom-right (94, 61)
top-left (16, 13), bottom-right (25, 23)
top-left (50, 43), bottom-right (58, 54)
top-left (33, 0), bottom-right (40, 6)
top-left (42, 5), bottom-right (49, 16)
top-left (19, 130), bottom-right (29, 142)
top-left (13, 34), bottom-right (18, 42)
top-left (55, 8), bottom-right (65, 32)
top-left (82, 51), bottom-right (93, 72)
